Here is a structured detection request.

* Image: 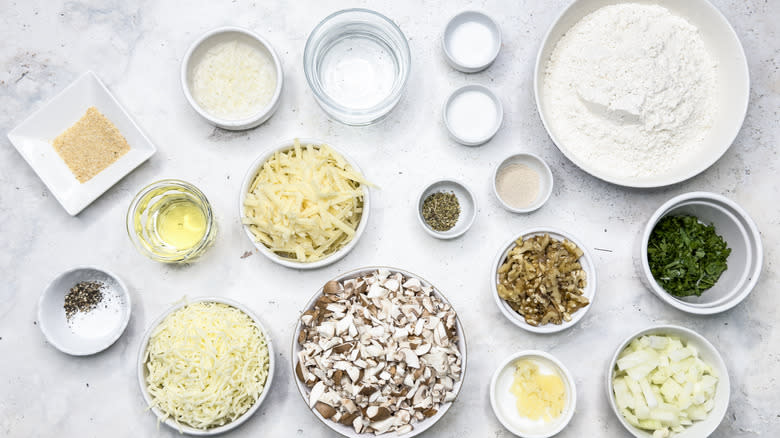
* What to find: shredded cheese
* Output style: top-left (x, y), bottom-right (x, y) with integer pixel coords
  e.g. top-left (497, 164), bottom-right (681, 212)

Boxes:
top-left (144, 302), bottom-right (270, 431)
top-left (242, 140), bottom-right (370, 262)
top-left (191, 38), bottom-right (277, 120)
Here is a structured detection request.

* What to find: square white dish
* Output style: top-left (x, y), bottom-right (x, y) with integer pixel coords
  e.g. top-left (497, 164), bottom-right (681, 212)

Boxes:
top-left (7, 71), bottom-right (156, 215)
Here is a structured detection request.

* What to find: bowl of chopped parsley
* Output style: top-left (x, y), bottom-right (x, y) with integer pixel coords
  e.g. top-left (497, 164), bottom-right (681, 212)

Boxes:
top-left (639, 192), bottom-right (763, 314)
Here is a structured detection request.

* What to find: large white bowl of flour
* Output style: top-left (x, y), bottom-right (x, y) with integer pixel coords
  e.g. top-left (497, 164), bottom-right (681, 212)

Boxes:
top-left (535, 0), bottom-right (749, 188)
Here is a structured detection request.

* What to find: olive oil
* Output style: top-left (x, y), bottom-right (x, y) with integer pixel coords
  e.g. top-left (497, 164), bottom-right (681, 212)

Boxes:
top-left (155, 197), bottom-right (207, 250)
top-left (128, 180), bottom-right (215, 263)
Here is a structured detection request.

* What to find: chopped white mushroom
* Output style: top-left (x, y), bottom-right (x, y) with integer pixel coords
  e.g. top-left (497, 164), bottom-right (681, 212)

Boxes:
top-left (295, 270), bottom-right (462, 435)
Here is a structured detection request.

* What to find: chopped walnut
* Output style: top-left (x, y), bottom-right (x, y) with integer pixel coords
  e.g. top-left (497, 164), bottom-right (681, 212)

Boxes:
top-left (497, 234), bottom-right (589, 326)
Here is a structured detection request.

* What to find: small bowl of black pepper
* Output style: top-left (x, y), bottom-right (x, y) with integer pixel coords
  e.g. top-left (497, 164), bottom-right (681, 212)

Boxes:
top-left (38, 266), bottom-right (131, 355)
top-left (417, 179), bottom-right (477, 239)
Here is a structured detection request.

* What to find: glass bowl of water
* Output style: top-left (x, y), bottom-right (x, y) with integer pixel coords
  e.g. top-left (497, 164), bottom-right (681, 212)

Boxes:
top-left (304, 8), bottom-right (411, 125)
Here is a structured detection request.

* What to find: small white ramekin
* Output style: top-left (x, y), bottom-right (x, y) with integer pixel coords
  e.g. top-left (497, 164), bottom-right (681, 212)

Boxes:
top-left (442, 10), bottom-right (502, 73)
top-left (490, 350), bottom-right (576, 437)
top-left (417, 178), bottom-right (477, 240)
top-left (181, 26), bottom-right (283, 130)
top-left (443, 84), bottom-right (503, 146)
top-left (492, 153), bottom-right (554, 214)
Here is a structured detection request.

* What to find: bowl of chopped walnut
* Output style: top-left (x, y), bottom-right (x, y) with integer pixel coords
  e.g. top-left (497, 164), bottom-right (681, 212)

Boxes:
top-left (490, 228), bottom-right (597, 333)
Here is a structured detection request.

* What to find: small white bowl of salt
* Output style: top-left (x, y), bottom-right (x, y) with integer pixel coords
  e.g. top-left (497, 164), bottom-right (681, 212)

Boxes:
top-left (492, 153), bottom-right (553, 213)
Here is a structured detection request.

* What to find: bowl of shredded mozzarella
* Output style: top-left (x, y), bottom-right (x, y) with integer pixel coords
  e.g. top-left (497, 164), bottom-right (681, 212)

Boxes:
top-left (181, 26), bottom-right (283, 130)
top-left (240, 138), bottom-right (371, 269)
top-left (137, 297), bottom-right (274, 435)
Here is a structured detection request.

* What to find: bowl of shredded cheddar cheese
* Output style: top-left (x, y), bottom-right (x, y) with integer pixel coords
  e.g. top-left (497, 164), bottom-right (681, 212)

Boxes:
top-left (137, 297), bottom-right (274, 435)
top-left (239, 138), bottom-right (372, 269)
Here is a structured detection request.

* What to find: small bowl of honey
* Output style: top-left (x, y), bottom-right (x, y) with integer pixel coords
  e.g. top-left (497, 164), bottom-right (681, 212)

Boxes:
top-left (126, 179), bottom-right (216, 263)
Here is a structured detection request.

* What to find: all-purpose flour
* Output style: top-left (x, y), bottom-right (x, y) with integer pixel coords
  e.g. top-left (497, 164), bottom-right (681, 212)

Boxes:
top-left (543, 4), bottom-right (718, 180)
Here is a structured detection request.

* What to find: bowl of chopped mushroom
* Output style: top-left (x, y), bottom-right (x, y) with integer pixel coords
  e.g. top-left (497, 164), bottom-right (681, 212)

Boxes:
top-left (292, 267), bottom-right (467, 437)
top-left (490, 228), bottom-right (597, 334)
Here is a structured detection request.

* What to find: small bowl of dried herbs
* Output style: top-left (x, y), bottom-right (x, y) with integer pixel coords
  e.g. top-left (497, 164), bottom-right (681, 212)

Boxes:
top-left (417, 179), bottom-right (477, 239)
top-left (639, 192), bottom-right (763, 315)
top-left (38, 266), bottom-right (131, 355)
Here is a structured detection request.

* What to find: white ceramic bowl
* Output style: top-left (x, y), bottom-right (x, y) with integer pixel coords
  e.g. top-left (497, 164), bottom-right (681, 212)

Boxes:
top-left (239, 138), bottom-right (370, 269)
top-left (639, 192), bottom-right (763, 314)
top-left (38, 266), bottom-right (131, 355)
top-left (417, 179), bottom-right (477, 239)
top-left (490, 350), bottom-right (576, 437)
top-left (181, 26), bottom-right (283, 130)
top-left (443, 84), bottom-right (503, 146)
top-left (442, 10), bottom-right (501, 73)
top-left (534, 0), bottom-right (749, 187)
top-left (492, 153), bottom-right (554, 213)
top-left (491, 228), bottom-right (597, 333)
top-left (137, 297), bottom-right (275, 435)
top-left (291, 267), bottom-right (467, 438)
top-left (606, 325), bottom-right (730, 438)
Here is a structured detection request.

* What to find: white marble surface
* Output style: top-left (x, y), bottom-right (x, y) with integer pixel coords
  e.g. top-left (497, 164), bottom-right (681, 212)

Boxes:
top-left (1, 0), bottom-right (778, 436)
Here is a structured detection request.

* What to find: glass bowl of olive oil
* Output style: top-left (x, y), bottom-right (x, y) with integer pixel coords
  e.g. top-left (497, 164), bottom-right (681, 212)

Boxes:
top-left (126, 180), bottom-right (216, 263)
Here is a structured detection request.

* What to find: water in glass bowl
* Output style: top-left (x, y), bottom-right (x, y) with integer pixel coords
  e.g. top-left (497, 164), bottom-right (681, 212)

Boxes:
top-left (319, 33), bottom-right (398, 110)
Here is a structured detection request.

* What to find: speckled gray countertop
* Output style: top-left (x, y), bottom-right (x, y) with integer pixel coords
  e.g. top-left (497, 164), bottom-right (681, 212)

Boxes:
top-left (1, 0), bottom-right (777, 436)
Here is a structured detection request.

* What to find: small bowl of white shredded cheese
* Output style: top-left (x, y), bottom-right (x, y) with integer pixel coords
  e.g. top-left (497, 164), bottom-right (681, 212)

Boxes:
top-left (182, 26), bottom-right (283, 130)
top-left (137, 297), bottom-right (274, 434)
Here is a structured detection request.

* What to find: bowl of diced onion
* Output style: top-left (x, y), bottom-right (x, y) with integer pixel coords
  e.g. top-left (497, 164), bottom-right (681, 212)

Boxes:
top-left (239, 138), bottom-right (371, 270)
top-left (137, 297), bottom-right (274, 435)
top-left (606, 325), bottom-right (730, 438)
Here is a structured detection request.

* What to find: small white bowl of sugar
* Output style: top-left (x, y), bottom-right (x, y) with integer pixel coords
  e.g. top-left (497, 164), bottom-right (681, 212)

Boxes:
top-left (493, 153), bottom-right (553, 213)
top-left (442, 10), bottom-right (501, 73)
top-left (444, 84), bottom-right (503, 146)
